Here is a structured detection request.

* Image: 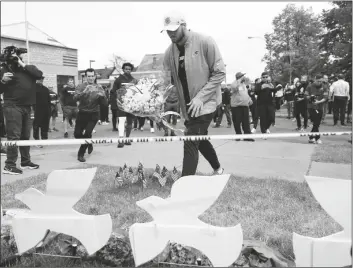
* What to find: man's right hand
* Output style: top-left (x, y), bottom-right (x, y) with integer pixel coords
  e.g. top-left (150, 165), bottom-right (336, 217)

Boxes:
top-left (1, 72), bottom-right (13, 83)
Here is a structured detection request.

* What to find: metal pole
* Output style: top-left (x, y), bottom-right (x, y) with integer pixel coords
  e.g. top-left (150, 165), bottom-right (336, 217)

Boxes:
top-left (25, 1), bottom-right (30, 64)
top-left (289, 53), bottom-right (292, 85)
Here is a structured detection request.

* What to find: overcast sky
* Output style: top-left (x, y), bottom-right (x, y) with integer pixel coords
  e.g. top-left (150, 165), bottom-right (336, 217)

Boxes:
top-left (1, 1), bottom-right (332, 81)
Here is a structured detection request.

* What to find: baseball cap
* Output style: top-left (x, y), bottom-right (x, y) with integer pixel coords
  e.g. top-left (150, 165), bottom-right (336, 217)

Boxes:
top-left (161, 10), bottom-right (186, 33)
top-left (235, 72), bottom-right (246, 80)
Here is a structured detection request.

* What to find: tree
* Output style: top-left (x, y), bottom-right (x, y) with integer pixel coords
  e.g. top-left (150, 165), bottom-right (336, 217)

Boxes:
top-left (319, 1), bottom-right (352, 84)
top-left (263, 4), bottom-right (323, 84)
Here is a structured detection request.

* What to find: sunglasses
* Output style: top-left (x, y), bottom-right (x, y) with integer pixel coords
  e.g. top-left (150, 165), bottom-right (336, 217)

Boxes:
top-left (262, 76), bottom-right (268, 79)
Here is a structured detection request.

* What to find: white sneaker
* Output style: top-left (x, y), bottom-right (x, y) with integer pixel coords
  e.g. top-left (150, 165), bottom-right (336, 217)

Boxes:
top-left (140, 127), bottom-right (144, 131)
top-left (93, 129), bottom-right (96, 134)
top-left (308, 138), bottom-right (315, 144)
top-left (103, 122), bottom-right (109, 125)
top-left (98, 120), bottom-right (102, 125)
top-left (315, 139), bottom-right (322, 144)
top-left (266, 129), bottom-right (270, 134)
top-left (251, 128), bottom-right (256, 134)
top-left (150, 128), bottom-right (155, 133)
top-left (212, 167), bottom-right (224, 175)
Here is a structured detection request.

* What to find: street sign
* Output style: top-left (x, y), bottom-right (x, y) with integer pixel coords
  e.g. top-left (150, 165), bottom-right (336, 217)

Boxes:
top-left (282, 51), bottom-right (298, 56)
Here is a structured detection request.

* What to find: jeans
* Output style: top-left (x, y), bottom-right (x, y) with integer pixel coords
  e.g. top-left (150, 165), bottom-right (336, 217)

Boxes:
top-left (74, 111), bottom-right (99, 157)
top-left (333, 96), bottom-right (348, 124)
top-left (216, 104), bottom-right (231, 126)
top-left (295, 103), bottom-right (308, 128)
top-left (287, 101), bottom-right (294, 118)
top-left (33, 124), bottom-right (49, 140)
top-left (231, 106), bottom-right (251, 134)
top-left (257, 104), bottom-right (275, 133)
top-left (3, 104), bottom-right (32, 167)
top-left (182, 113), bottom-right (221, 176)
top-left (0, 102), bottom-right (6, 137)
top-left (309, 108), bottom-right (323, 141)
top-left (138, 117), bottom-right (154, 128)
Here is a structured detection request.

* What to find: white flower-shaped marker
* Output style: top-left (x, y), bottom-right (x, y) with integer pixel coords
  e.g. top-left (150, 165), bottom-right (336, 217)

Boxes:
top-left (293, 175), bottom-right (352, 267)
top-left (11, 168), bottom-right (112, 255)
top-left (129, 174), bottom-right (243, 267)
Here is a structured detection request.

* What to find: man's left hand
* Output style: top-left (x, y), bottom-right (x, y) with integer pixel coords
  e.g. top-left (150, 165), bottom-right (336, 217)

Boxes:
top-left (12, 54), bottom-right (25, 68)
top-left (187, 98), bottom-right (203, 118)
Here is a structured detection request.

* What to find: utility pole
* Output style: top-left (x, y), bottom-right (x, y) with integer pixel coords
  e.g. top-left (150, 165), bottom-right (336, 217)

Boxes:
top-left (25, 1), bottom-right (30, 64)
top-left (89, 60), bottom-right (95, 68)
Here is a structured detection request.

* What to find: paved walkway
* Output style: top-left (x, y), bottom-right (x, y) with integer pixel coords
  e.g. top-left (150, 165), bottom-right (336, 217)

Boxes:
top-left (1, 116), bottom-right (351, 185)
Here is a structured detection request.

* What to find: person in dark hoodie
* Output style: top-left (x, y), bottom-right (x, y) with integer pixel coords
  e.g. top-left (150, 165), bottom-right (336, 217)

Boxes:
top-left (293, 80), bottom-right (308, 131)
top-left (0, 49), bottom-right (43, 175)
top-left (73, 68), bottom-right (108, 162)
top-left (112, 62), bottom-right (138, 148)
top-left (32, 76), bottom-right (51, 147)
top-left (306, 74), bottom-right (328, 144)
top-left (248, 82), bottom-right (258, 133)
top-left (255, 72), bottom-right (277, 134)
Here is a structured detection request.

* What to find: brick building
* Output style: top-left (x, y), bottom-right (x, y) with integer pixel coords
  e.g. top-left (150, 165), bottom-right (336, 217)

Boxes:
top-left (1, 22), bottom-right (78, 93)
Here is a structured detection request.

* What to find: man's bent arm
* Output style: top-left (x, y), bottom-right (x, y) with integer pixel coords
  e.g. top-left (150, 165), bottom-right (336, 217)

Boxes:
top-left (194, 37), bottom-right (226, 102)
top-left (23, 65), bottom-right (43, 79)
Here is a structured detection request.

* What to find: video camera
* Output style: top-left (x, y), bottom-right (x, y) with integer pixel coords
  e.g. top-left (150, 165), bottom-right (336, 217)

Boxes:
top-left (0, 46), bottom-right (27, 65)
top-left (309, 95), bottom-right (317, 104)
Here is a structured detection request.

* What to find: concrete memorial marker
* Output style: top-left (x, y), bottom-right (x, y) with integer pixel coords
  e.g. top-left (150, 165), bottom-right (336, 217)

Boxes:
top-left (129, 174), bottom-right (243, 267)
top-left (293, 175), bottom-right (351, 267)
top-left (11, 168), bottom-right (112, 255)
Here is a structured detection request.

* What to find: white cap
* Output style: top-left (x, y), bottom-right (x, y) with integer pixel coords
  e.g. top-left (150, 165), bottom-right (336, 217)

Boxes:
top-left (161, 10), bottom-right (186, 32)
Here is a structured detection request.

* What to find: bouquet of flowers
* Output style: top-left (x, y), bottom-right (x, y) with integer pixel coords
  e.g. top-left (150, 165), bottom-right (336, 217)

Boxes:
top-left (116, 72), bottom-right (182, 133)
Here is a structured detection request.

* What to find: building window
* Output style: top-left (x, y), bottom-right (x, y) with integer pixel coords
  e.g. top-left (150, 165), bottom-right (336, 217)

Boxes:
top-left (63, 54), bottom-right (78, 67)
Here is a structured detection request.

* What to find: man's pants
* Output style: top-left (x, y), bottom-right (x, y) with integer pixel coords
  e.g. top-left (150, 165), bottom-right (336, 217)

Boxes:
top-left (216, 104), bottom-right (231, 126)
top-left (249, 101), bottom-right (258, 129)
top-left (182, 113), bottom-right (221, 176)
top-left (0, 103), bottom-right (6, 137)
top-left (295, 103), bottom-right (308, 128)
top-left (333, 97), bottom-right (348, 124)
top-left (33, 123), bottom-right (49, 140)
top-left (287, 101), bottom-right (294, 118)
top-left (347, 99), bottom-right (352, 122)
top-left (74, 111), bottom-right (99, 157)
top-left (139, 117), bottom-right (154, 128)
top-left (257, 104), bottom-right (275, 133)
top-left (275, 97), bottom-right (282, 110)
top-left (309, 109), bottom-right (323, 141)
top-left (100, 104), bottom-right (109, 122)
top-left (322, 102), bottom-right (328, 121)
top-left (111, 109), bottom-right (118, 129)
top-left (231, 106), bottom-right (251, 134)
top-left (3, 104), bottom-right (32, 167)
top-left (328, 101), bottom-right (333, 114)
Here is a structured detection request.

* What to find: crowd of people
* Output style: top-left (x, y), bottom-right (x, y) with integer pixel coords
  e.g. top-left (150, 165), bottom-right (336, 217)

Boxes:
top-left (0, 10), bottom-right (351, 176)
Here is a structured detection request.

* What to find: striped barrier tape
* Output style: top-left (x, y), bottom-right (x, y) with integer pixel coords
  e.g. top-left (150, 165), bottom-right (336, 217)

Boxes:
top-left (0, 131), bottom-right (351, 147)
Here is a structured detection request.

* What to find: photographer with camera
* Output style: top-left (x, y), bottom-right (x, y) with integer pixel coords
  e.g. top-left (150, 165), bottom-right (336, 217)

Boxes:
top-left (0, 46), bottom-right (43, 175)
top-left (306, 74), bottom-right (329, 144)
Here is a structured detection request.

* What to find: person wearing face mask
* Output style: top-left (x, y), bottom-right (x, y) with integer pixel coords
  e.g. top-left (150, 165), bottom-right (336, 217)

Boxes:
top-left (73, 68), bottom-right (108, 162)
top-left (255, 72), bottom-right (278, 134)
top-left (112, 63), bottom-right (138, 148)
top-left (293, 80), bottom-right (308, 131)
top-left (162, 10), bottom-right (225, 176)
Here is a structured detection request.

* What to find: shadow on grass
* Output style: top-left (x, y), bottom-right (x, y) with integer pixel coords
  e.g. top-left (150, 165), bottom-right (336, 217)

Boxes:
top-left (1, 164), bottom-right (342, 261)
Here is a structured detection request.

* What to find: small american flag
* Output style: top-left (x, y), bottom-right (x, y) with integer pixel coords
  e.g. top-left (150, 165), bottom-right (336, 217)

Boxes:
top-left (152, 164), bottom-right (162, 180)
top-left (159, 166), bottom-right (168, 187)
top-left (115, 167), bottom-right (124, 187)
top-left (171, 167), bottom-right (179, 182)
top-left (137, 162), bottom-right (147, 188)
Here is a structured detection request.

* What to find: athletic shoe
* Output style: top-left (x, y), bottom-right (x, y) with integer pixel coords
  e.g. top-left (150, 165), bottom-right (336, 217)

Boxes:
top-left (117, 142), bottom-right (124, 148)
top-left (125, 141), bottom-right (131, 146)
top-left (251, 128), bottom-right (256, 134)
top-left (64, 132), bottom-right (68, 138)
top-left (308, 138), bottom-right (315, 144)
top-left (212, 167), bottom-right (224, 175)
top-left (3, 166), bottom-right (23, 175)
top-left (53, 128), bottom-right (59, 132)
top-left (227, 124), bottom-right (231, 128)
top-left (78, 156), bottom-right (86, 162)
top-left (20, 162), bottom-right (39, 170)
top-left (1, 148), bottom-right (7, 156)
top-left (150, 128), bottom-right (155, 133)
top-left (315, 139), bottom-right (322, 144)
top-left (87, 144), bottom-right (93, 154)
top-left (266, 129), bottom-right (270, 134)
top-left (140, 127), bottom-right (144, 131)
top-left (92, 129), bottom-right (96, 134)
top-left (98, 120), bottom-right (102, 125)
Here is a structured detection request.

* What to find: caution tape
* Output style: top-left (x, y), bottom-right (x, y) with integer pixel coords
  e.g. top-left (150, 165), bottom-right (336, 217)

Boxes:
top-left (0, 131), bottom-right (351, 147)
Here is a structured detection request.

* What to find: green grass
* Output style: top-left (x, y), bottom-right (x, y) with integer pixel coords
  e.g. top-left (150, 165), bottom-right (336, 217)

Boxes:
top-left (1, 164), bottom-right (342, 263)
top-left (311, 142), bottom-right (352, 164)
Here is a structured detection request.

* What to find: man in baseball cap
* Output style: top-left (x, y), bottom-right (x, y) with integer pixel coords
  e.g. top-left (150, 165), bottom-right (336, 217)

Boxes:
top-left (161, 10), bottom-right (186, 33)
